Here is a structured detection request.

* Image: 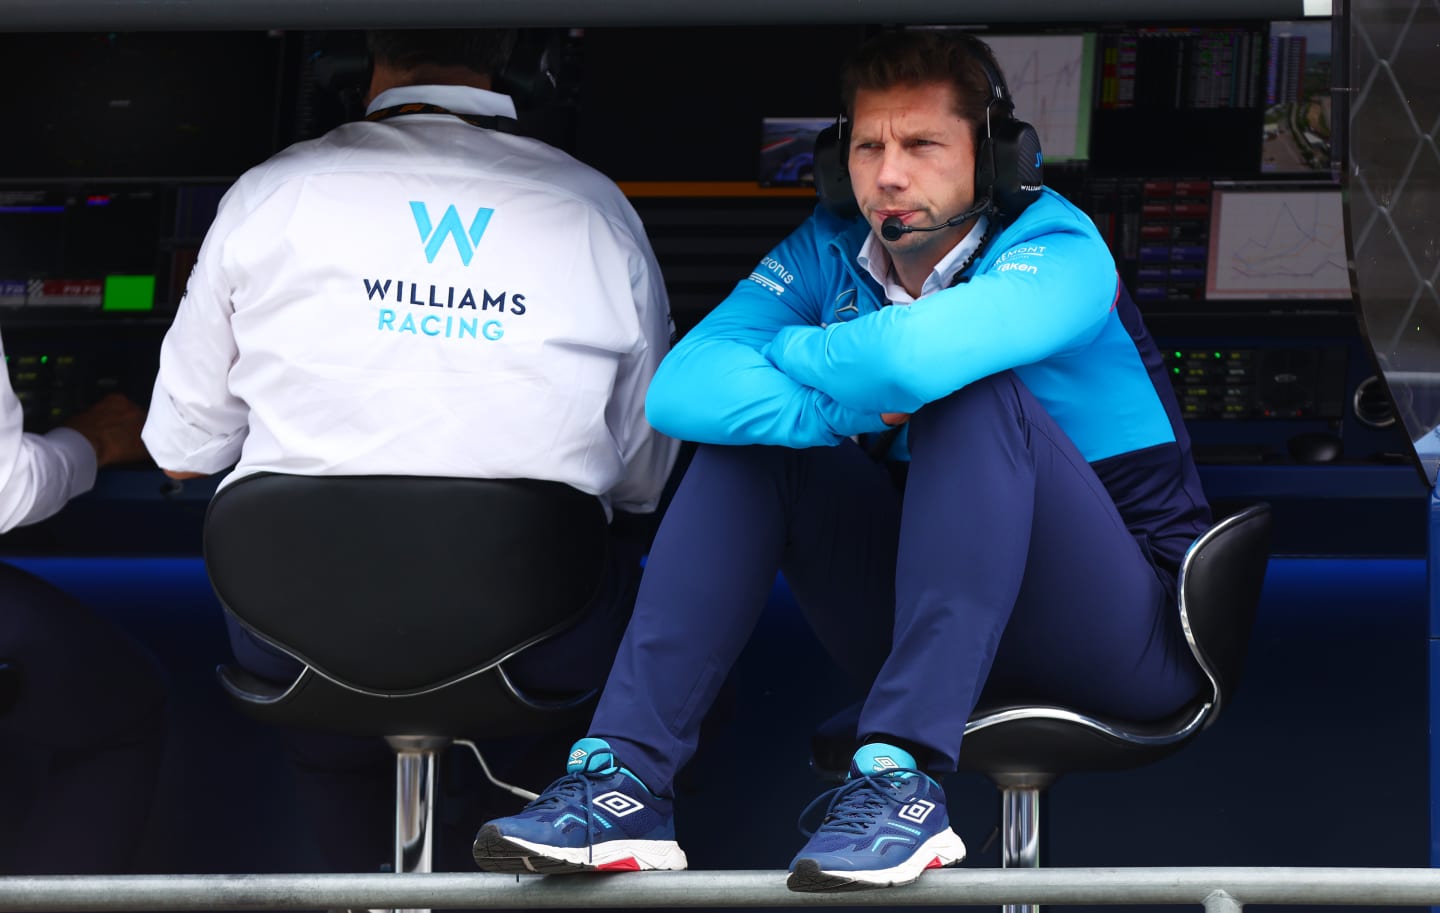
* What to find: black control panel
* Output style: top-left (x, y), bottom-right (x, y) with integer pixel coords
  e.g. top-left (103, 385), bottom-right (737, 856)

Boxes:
top-left (1163, 345), bottom-right (1346, 421)
top-left (2, 326), bottom-right (163, 434)
top-left (8, 351), bottom-right (123, 433)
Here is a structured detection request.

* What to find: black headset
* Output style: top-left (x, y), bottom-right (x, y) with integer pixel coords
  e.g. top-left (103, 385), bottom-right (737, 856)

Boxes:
top-left (495, 29), bottom-right (570, 113)
top-left (309, 29), bottom-right (569, 126)
top-left (814, 40), bottom-right (1044, 224)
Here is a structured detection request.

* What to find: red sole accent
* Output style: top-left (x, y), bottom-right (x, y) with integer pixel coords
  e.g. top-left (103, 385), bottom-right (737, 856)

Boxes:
top-left (597, 857), bottom-right (642, 871)
top-left (924, 856), bottom-right (944, 870)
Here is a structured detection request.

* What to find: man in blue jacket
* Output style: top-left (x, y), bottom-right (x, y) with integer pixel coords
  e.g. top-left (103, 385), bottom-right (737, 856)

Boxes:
top-left (473, 28), bottom-right (1212, 891)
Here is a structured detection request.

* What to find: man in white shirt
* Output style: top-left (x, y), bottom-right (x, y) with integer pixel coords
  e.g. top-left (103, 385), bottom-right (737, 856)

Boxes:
top-left (0, 338), bottom-right (166, 874)
top-left (141, 28), bottom-right (679, 872)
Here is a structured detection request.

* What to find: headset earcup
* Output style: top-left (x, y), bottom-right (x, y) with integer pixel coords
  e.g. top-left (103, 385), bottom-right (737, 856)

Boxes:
top-left (974, 133), bottom-right (997, 202)
top-left (989, 117), bottom-right (1044, 217)
top-left (813, 122), bottom-right (861, 220)
top-left (496, 30), bottom-right (563, 112)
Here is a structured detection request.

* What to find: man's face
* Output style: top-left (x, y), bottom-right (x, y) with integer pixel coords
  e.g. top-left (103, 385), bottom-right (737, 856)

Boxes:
top-left (848, 81), bottom-right (978, 268)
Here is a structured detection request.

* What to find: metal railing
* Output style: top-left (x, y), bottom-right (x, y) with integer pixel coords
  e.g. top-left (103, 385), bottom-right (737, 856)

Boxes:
top-left (3, 868), bottom-right (1440, 911)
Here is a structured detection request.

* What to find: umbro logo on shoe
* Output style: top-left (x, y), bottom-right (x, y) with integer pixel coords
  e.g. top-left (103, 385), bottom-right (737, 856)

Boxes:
top-left (898, 799), bottom-right (935, 824)
top-left (593, 791), bottom-right (645, 817)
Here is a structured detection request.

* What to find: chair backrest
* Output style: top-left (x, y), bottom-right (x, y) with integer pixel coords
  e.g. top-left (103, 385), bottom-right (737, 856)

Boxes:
top-left (0, 660), bottom-right (18, 716)
top-left (204, 474), bottom-right (609, 696)
top-left (1177, 502), bottom-right (1272, 722)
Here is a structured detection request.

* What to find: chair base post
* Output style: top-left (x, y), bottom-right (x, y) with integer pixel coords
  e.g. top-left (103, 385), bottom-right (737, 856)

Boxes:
top-left (995, 774), bottom-right (1054, 913)
top-left (389, 736), bottom-right (449, 913)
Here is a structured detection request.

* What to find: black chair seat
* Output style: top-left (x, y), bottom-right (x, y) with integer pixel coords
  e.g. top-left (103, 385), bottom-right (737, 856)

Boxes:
top-left (205, 474), bottom-right (609, 701)
top-left (203, 473), bottom-right (614, 887)
top-left (216, 661), bottom-right (592, 740)
top-left (954, 697), bottom-right (1210, 780)
top-left (810, 697), bottom-right (1209, 781)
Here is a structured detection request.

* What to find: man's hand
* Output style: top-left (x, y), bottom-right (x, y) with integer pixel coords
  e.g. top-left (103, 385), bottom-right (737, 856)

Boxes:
top-left (63, 393), bottom-right (149, 467)
top-left (881, 412), bottom-right (911, 427)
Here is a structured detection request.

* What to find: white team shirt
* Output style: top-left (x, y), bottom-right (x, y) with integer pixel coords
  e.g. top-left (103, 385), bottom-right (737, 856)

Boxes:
top-left (143, 85), bottom-right (679, 515)
top-left (0, 329), bottom-right (97, 533)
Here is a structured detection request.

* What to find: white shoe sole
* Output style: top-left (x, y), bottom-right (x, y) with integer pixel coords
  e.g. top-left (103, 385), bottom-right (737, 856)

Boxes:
top-left (787, 827), bottom-right (967, 892)
top-left (474, 825), bottom-right (687, 874)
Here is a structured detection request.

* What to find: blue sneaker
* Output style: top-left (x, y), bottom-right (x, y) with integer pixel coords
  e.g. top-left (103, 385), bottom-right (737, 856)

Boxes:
top-left (787, 743), bottom-right (966, 891)
top-left (471, 737), bottom-right (687, 874)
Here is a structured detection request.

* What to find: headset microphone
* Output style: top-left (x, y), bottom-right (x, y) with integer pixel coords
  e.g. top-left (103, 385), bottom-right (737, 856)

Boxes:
top-left (879, 195), bottom-right (993, 242)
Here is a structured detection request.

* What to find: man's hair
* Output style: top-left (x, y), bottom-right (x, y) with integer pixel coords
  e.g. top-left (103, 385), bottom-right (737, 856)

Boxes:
top-left (365, 29), bottom-right (519, 76)
top-left (840, 29), bottom-right (1006, 137)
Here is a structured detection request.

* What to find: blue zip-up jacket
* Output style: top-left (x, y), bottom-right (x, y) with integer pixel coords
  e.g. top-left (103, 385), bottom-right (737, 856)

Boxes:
top-left (647, 188), bottom-right (1210, 577)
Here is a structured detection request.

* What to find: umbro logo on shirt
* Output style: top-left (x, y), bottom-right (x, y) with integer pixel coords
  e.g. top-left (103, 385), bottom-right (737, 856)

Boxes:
top-left (409, 201), bottom-right (494, 266)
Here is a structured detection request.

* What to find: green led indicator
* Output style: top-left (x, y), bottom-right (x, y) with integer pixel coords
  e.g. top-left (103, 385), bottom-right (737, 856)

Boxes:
top-left (1213, 351), bottom-right (1222, 358)
top-left (102, 275), bottom-right (156, 312)
top-left (39, 356), bottom-right (47, 364)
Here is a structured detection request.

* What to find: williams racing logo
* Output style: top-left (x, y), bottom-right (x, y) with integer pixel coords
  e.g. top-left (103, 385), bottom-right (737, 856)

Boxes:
top-left (410, 201), bottom-right (494, 266)
top-left (358, 200), bottom-right (531, 343)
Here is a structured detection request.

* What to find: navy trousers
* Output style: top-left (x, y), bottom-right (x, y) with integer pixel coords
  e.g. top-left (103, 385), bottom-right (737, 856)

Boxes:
top-left (0, 562), bottom-right (167, 874)
top-left (591, 372), bottom-right (1206, 796)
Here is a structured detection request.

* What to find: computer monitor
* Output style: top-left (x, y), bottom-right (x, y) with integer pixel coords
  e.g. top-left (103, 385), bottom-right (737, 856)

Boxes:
top-left (758, 117), bottom-right (833, 187)
top-left (984, 33), bottom-right (1096, 162)
top-left (0, 32), bottom-right (285, 180)
top-left (0, 186), bottom-right (165, 313)
top-left (1204, 181), bottom-right (1350, 301)
top-left (1089, 23), bottom-right (1266, 177)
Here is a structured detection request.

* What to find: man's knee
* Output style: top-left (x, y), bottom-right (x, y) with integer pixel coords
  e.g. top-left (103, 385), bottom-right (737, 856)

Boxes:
top-left (909, 372), bottom-right (1032, 448)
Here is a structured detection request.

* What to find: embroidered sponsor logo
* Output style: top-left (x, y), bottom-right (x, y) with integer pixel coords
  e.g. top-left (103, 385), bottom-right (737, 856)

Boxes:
top-left (997, 261), bottom-right (1038, 275)
top-left (748, 255), bottom-right (796, 296)
top-left (996, 244), bottom-right (1044, 276)
top-left (748, 272), bottom-right (786, 294)
top-left (997, 245), bottom-right (1046, 262)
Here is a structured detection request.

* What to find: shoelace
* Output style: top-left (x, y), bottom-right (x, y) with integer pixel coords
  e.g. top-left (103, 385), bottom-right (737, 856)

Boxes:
top-left (524, 769), bottom-right (609, 863)
top-left (796, 769), bottom-right (916, 837)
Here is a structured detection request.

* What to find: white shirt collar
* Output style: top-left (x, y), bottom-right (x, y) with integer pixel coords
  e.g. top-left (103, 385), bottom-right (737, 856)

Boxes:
top-left (365, 84), bottom-right (518, 120)
top-left (855, 214), bottom-right (991, 304)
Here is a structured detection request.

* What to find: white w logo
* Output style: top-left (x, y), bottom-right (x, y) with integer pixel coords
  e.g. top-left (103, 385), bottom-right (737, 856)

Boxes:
top-left (409, 202), bottom-right (494, 266)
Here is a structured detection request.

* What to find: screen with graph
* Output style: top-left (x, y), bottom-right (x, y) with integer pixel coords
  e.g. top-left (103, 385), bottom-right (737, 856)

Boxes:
top-left (983, 33), bottom-right (1095, 162)
top-left (1204, 183), bottom-right (1350, 301)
